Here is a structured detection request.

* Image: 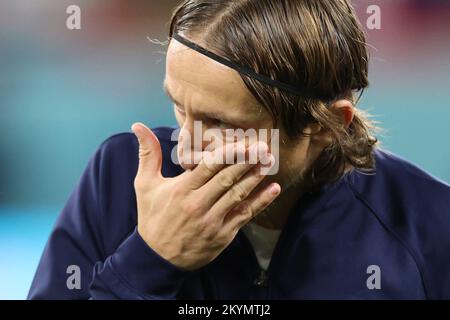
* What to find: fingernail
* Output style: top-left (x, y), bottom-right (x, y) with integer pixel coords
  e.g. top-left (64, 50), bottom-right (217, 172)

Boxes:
top-left (261, 153), bottom-right (275, 167)
top-left (270, 184), bottom-right (281, 196)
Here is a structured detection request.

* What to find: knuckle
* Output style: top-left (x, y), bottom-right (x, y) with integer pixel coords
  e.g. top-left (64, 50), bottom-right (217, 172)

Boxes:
top-left (200, 216), bottom-right (220, 240)
top-left (134, 176), bottom-right (146, 191)
top-left (217, 172), bottom-right (235, 189)
top-left (182, 200), bottom-right (202, 215)
top-left (230, 184), bottom-right (248, 202)
top-left (171, 184), bottom-right (184, 197)
top-left (202, 161), bottom-right (216, 176)
top-left (218, 226), bottom-right (236, 243)
top-left (204, 227), bottom-right (218, 242)
top-left (215, 233), bottom-right (230, 247)
top-left (231, 202), bottom-right (254, 230)
top-left (196, 218), bottom-right (208, 233)
top-left (239, 201), bottom-right (253, 219)
top-left (139, 147), bottom-right (152, 159)
top-left (199, 223), bottom-right (215, 240)
top-left (204, 215), bottom-right (217, 229)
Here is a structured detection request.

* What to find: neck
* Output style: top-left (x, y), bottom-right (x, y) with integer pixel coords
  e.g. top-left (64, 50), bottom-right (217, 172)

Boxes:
top-left (252, 164), bottom-right (354, 230)
top-left (252, 183), bottom-right (304, 230)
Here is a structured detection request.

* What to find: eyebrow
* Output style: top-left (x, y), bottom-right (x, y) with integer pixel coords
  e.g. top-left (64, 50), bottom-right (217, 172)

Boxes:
top-left (162, 81), bottom-right (251, 126)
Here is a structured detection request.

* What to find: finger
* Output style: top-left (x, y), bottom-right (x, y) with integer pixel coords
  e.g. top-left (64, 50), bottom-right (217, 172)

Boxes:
top-left (131, 123), bottom-right (163, 182)
top-left (207, 153), bottom-right (275, 219)
top-left (187, 143), bottom-right (243, 189)
top-left (223, 182), bottom-right (281, 231)
top-left (187, 141), bottom-right (266, 189)
top-left (199, 146), bottom-right (270, 206)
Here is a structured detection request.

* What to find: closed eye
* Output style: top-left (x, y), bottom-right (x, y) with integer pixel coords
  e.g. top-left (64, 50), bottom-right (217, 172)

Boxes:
top-left (209, 118), bottom-right (234, 130)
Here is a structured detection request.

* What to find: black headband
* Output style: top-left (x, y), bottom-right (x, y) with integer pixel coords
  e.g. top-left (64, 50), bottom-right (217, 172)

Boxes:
top-left (171, 32), bottom-right (332, 102)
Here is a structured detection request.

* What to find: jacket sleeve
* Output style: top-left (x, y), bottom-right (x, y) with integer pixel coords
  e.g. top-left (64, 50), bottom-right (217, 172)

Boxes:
top-left (28, 134), bottom-right (189, 300)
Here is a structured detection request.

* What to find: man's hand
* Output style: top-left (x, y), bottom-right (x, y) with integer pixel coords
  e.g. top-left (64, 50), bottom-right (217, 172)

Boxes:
top-left (131, 123), bottom-right (281, 271)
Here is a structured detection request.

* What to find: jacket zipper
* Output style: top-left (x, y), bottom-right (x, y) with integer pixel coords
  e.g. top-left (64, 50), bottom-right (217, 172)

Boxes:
top-left (239, 231), bottom-right (269, 289)
top-left (239, 204), bottom-right (300, 293)
top-left (254, 268), bottom-right (268, 287)
top-left (239, 191), bottom-right (312, 295)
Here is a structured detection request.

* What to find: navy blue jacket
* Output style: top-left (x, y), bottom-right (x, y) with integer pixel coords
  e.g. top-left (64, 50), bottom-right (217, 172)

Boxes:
top-left (28, 127), bottom-right (450, 299)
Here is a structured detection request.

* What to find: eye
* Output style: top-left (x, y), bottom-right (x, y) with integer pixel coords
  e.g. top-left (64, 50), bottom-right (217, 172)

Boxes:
top-left (210, 118), bottom-right (233, 130)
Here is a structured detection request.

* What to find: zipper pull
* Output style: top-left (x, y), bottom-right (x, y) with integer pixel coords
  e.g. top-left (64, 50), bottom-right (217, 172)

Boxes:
top-left (254, 268), bottom-right (268, 287)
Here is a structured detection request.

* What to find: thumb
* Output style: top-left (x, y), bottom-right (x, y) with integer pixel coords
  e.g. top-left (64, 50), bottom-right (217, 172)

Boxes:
top-left (131, 123), bottom-right (163, 179)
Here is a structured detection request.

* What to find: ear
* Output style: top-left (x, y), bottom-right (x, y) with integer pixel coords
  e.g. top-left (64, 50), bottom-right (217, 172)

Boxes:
top-left (308, 99), bottom-right (355, 150)
top-left (329, 99), bottom-right (355, 128)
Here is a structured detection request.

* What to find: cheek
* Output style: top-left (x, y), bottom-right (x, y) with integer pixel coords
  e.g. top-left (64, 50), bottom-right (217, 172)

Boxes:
top-left (271, 144), bottom-right (311, 188)
top-left (279, 141), bottom-right (310, 170)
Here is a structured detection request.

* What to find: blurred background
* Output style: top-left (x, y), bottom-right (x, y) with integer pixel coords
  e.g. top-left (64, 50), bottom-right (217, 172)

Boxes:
top-left (0, 0), bottom-right (449, 299)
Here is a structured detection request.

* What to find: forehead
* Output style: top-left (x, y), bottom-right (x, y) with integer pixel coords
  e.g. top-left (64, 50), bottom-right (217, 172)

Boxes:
top-left (165, 38), bottom-right (263, 116)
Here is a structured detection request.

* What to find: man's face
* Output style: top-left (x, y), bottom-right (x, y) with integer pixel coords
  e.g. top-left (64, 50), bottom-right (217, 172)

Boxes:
top-left (164, 37), bottom-right (319, 191)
